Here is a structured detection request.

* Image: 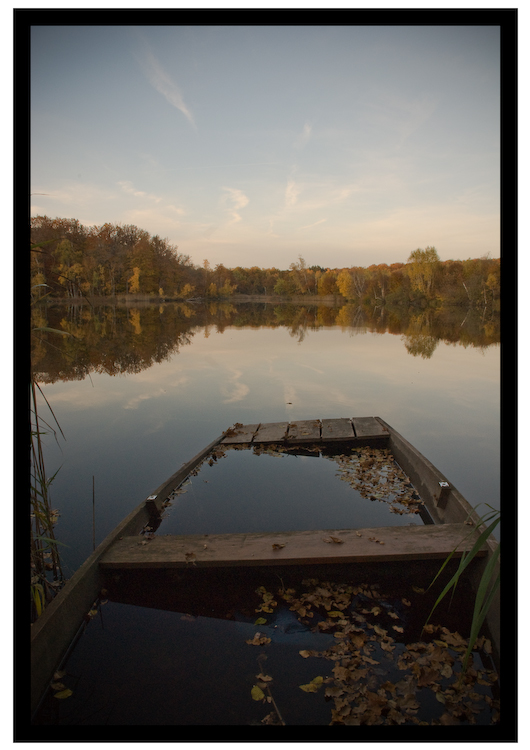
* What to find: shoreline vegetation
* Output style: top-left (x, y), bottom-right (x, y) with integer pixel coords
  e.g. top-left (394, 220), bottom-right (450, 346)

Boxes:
top-left (31, 216), bottom-right (500, 314)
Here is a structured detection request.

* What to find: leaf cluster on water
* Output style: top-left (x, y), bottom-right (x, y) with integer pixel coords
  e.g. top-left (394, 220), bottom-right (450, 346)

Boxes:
top-left (247, 578), bottom-right (499, 726)
top-left (331, 447), bottom-right (424, 514)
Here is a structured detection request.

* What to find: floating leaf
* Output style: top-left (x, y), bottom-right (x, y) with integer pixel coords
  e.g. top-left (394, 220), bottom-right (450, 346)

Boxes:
top-left (392, 625), bottom-right (404, 633)
top-left (251, 685), bottom-right (265, 701)
top-left (254, 617), bottom-right (267, 625)
top-left (325, 685), bottom-right (344, 698)
top-left (256, 673), bottom-right (273, 682)
top-left (327, 610), bottom-right (343, 618)
top-left (53, 689), bottom-right (73, 700)
top-left (361, 655), bottom-right (379, 665)
top-left (246, 633), bottom-right (271, 646)
top-left (299, 682), bottom-right (318, 693)
top-left (333, 665), bottom-right (351, 681)
top-left (350, 633), bottom-right (366, 649)
top-left (299, 676), bottom-right (324, 692)
top-left (299, 649), bottom-right (312, 658)
top-left (256, 605), bottom-right (274, 613)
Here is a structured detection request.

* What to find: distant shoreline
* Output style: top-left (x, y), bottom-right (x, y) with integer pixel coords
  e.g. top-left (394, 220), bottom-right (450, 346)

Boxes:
top-left (44, 293), bottom-right (348, 306)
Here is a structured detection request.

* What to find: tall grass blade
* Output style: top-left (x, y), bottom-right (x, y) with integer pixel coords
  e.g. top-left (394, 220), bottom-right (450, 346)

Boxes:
top-left (423, 515), bottom-right (500, 633)
top-left (422, 505), bottom-right (499, 677)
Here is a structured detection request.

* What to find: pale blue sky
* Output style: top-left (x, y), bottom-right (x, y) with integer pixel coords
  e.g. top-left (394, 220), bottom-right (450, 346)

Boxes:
top-left (30, 24), bottom-right (500, 269)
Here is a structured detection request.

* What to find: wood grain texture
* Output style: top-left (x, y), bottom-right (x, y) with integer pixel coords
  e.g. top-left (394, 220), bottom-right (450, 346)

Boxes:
top-left (100, 523), bottom-right (486, 570)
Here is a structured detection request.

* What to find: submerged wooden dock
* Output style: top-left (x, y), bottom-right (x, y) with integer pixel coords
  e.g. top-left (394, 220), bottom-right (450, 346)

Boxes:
top-left (32, 416), bottom-right (500, 717)
top-left (99, 415), bottom-right (488, 570)
top-left (221, 416), bottom-right (388, 444)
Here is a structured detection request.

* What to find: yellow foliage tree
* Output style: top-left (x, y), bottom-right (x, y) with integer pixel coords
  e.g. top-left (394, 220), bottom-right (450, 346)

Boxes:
top-left (128, 267), bottom-right (141, 294)
top-left (180, 283), bottom-right (195, 298)
top-left (336, 269), bottom-right (355, 300)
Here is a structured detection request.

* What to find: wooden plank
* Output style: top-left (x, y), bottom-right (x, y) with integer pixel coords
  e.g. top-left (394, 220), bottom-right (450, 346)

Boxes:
top-left (321, 418), bottom-right (354, 441)
top-left (352, 416), bottom-right (389, 439)
top-left (253, 422), bottom-right (289, 443)
top-left (99, 523), bottom-right (487, 570)
top-left (221, 423), bottom-right (260, 444)
top-left (287, 419), bottom-right (321, 442)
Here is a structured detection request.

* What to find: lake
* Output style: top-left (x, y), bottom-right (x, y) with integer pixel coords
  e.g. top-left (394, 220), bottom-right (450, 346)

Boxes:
top-left (31, 300), bottom-right (501, 726)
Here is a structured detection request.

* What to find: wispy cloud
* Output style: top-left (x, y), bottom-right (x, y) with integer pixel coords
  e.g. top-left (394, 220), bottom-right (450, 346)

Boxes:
top-left (285, 180), bottom-right (300, 208)
top-left (222, 187), bottom-right (249, 225)
top-left (133, 32), bottom-right (195, 128)
top-left (117, 180), bottom-right (147, 199)
top-left (298, 218), bottom-right (327, 231)
top-left (294, 122), bottom-right (312, 149)
top-left (117, 180), bottom-right (164, 204)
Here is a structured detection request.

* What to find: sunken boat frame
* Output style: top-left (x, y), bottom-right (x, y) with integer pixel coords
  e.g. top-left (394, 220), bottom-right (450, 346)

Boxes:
top-left (30, 417), bottom-right (500, 717)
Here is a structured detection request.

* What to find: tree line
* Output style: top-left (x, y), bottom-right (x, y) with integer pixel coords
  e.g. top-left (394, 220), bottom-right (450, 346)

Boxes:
top-left (30, 215), bottom-right (500, 311)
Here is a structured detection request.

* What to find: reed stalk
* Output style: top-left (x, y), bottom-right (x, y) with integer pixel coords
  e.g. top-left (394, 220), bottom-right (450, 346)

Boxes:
top-left (423, 504), bottom-right (500, 677)
top-left (30, 275), bottom-right (70, 620)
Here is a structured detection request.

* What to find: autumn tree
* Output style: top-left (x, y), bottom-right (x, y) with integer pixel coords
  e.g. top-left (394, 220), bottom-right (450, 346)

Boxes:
top-left (406, 247), bottom-right (441, 296)
top-left (317, 270), bottom-right (338, 296)
top-left (289, 255), bottom-right (312, 294)
top-left (336, 267), bottom-right (368, 301)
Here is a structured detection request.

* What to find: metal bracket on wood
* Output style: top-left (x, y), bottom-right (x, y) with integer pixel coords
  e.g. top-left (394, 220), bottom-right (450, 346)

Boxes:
top-left (145, 494), bottom-right (163, 518)
top-left (436, 482), bottom-right (450, 509)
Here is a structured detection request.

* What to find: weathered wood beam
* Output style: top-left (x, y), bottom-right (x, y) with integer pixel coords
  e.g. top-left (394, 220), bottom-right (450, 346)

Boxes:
top-left (99, 523), bottom-right (487, 570)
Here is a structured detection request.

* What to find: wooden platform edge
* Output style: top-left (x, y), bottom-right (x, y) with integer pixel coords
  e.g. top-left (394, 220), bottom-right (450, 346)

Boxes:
top-left (221, 417), bottom-right (391, 445)
top-left (99, 523), bottom-right (487, 570)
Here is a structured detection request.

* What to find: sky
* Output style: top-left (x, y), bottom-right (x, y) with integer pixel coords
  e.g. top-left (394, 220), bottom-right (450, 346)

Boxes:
top-left (30, 23), bottom-right (501, 270)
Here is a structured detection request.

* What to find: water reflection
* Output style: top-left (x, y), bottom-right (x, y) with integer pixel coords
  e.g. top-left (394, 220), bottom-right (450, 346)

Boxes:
top-left (32, 300), bottom-right (499, 383)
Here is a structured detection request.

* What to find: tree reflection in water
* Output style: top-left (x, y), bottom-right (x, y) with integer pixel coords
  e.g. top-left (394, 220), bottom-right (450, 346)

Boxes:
top-left (31, 300), bottom-right (500, 383)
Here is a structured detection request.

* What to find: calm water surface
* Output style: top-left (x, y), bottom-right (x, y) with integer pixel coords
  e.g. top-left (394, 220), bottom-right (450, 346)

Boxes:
top-left (35, 302), bottom-right (500, 574)
top-left (32, 301), bottom-right (500, 727)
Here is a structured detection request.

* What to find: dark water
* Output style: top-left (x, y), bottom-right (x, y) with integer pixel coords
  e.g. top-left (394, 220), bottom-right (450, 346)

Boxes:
top-left (159, 447), bottom-right (426, 537)
top-left (31, 301), bottom-right (501, 727)
top-left (33, 568), bottom-right (499, 728)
